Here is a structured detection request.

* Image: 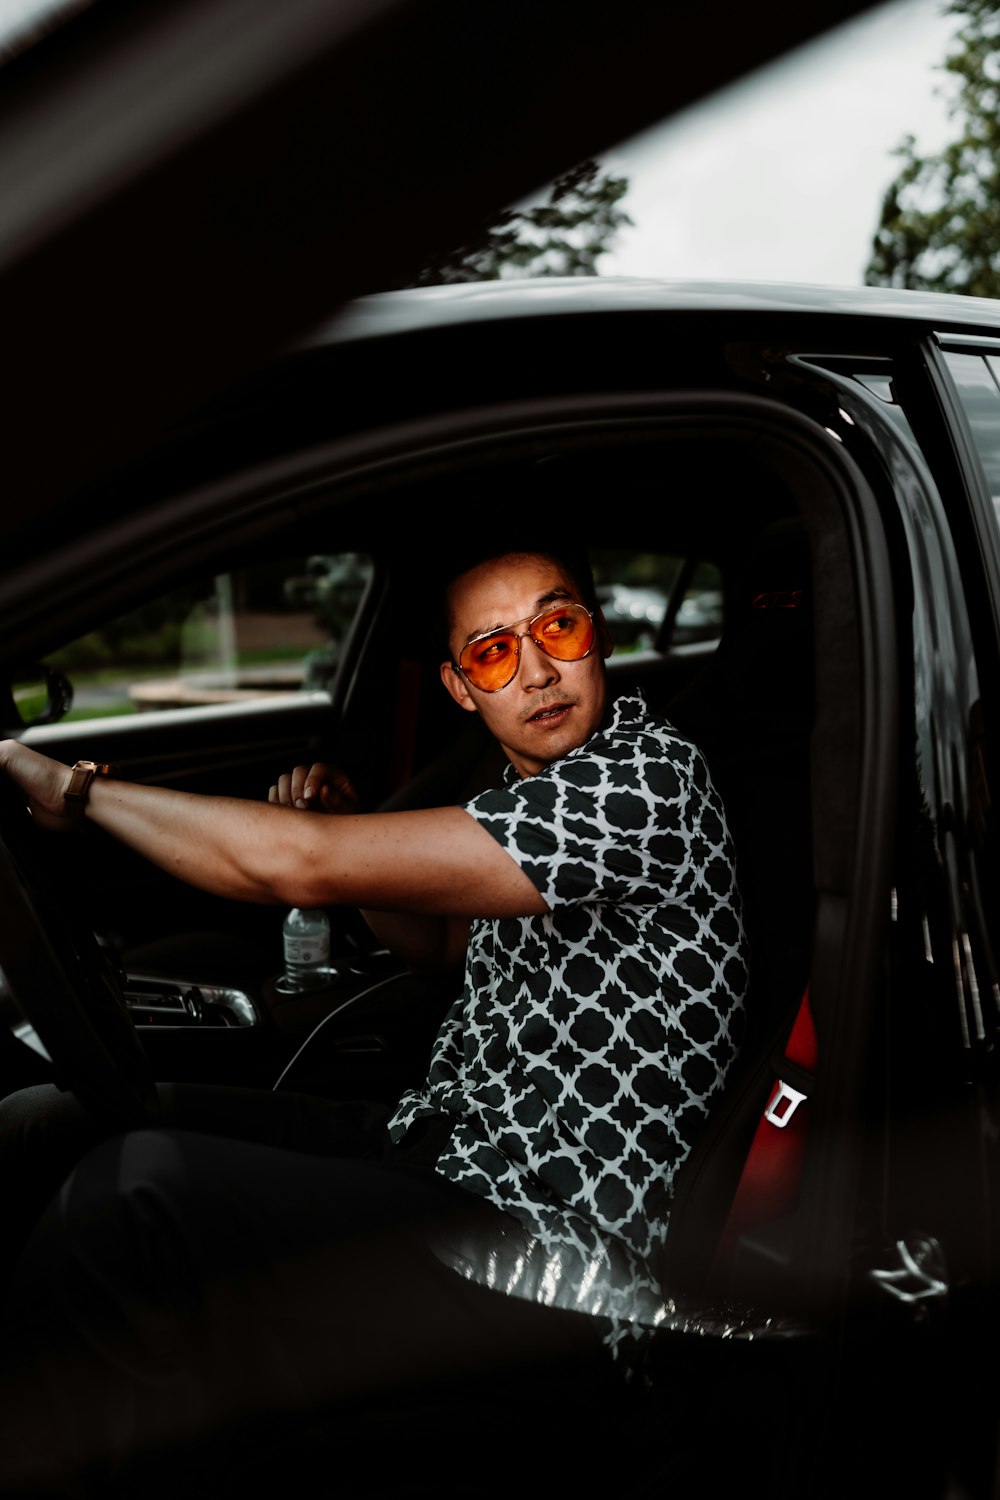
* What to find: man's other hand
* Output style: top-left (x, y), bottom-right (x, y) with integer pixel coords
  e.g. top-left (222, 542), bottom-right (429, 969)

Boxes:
top-left (267, 763), bottom-right (360, 815)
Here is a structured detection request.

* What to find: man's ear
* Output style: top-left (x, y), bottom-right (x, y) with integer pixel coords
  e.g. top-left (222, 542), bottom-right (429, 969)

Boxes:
top-left (440, 661), bottom-right (479, 713)
top-left (597, 608), bottom-right (614, 660)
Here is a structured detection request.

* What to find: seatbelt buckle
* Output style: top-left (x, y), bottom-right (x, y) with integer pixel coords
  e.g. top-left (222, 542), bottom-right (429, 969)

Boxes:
top-left (764, 1079), bottom-right (807, 1129)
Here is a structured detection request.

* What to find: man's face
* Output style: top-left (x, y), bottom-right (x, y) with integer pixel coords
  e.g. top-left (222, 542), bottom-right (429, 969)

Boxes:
top-left (440, 552), bottom-right (610, 778)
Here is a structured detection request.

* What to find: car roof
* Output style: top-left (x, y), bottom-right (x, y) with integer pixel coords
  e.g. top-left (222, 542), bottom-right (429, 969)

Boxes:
top-left (314, 277), bottom-right (1000, 348)
top-left (8, 268), bottom-right (994, 626)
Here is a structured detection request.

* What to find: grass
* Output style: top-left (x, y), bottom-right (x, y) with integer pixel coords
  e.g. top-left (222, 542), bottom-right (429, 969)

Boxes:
top-left (62, 701), bottom-right (141, 723)
top-left (22, 648), bottom-right (314, 727)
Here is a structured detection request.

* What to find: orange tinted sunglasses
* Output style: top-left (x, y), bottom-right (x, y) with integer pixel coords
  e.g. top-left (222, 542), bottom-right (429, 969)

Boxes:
top-left (454, 602), bottom-right (596, 692)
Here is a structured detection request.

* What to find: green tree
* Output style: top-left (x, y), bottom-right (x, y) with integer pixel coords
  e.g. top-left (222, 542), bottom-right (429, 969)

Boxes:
top-left (866, 0), bottom-right (1000, 296)
top-left (410, 159), bottom-right (632, 285)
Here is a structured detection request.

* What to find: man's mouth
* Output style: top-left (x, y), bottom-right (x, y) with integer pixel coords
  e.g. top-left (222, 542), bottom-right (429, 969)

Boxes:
top-left (526, 702), bottom-right (573, 726)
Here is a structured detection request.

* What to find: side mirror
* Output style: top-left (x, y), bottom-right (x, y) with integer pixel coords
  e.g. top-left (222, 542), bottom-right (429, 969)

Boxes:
top-left (10, 665), bottom-right (74, 728)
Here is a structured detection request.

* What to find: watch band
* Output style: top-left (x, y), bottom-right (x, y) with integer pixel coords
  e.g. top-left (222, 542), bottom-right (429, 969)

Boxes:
top-left (64, 759), bottom-right (112, 821)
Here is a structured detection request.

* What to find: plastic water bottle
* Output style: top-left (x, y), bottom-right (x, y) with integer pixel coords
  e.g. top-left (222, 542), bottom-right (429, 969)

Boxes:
top-left (281, 907), bottom-right (331, 991)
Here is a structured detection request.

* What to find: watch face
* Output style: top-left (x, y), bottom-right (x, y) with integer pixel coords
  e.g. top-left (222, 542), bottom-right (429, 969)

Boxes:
top-left (65, 763), bottom-right (111, 811)
top-left (65, 764), bottom-right (98, 810)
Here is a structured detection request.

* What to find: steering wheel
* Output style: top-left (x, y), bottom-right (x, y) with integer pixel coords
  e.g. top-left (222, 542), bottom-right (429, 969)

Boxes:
top-left (0, 782), bottom-right (159, 1127)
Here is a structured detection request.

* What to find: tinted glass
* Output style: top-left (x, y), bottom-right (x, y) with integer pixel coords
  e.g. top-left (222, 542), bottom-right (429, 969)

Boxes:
top-left (944, 351), bottom-right (1000, 525)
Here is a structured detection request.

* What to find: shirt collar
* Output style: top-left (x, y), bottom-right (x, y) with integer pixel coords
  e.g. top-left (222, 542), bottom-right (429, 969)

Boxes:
top-left (501, 688), bottom-right (648, 784)
top-left (604, 688), bottom-right (648, 733)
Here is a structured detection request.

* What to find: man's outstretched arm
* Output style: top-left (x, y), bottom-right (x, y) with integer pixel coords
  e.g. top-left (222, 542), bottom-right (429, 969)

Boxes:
top-left (0, 741), bottom-right (546, 920)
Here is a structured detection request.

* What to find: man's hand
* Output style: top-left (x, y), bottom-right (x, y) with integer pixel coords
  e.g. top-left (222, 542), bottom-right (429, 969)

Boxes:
top-left (268, 762), bottom-right (359, 814)
top-left (265, 760), bottom-right (474, 972)
top-left (0, 740), bottom-right (77, 832)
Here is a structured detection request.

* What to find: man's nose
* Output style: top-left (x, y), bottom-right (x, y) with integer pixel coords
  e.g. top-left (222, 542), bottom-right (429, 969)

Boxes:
top-left (517, 634), bottom-right (559, 687)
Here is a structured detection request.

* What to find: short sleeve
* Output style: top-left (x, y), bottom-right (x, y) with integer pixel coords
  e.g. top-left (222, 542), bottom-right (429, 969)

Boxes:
top-left (466, 730), bottom-right (709, 911)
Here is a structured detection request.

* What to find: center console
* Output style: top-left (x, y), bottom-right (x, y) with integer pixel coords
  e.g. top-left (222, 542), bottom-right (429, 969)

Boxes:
top-left (124, 974), bottom-right (258, 1027)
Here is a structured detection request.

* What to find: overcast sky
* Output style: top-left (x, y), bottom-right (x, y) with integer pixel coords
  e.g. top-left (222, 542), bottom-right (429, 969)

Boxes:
top-left (0, 0), bottom-right (965, 289)
top-left (600, 0), bottom-right (961, 287)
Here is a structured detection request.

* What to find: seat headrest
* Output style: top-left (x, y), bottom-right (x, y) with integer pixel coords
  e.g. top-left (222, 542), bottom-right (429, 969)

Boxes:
top-left (737, 519), bottom-right (811, 626)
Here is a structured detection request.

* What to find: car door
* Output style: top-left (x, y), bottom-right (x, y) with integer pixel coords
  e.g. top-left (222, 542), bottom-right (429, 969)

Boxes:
top-left (788, 339), bottom-right (1000, 1499)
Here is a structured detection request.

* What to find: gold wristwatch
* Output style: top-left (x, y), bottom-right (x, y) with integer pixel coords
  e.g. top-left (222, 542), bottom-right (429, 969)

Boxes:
top-left (64, 760), bottom-right (112, 821)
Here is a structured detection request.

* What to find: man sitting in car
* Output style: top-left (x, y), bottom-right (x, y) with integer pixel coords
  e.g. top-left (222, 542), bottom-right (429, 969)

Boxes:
top-left (0, 546), bottom-right (747, 1492)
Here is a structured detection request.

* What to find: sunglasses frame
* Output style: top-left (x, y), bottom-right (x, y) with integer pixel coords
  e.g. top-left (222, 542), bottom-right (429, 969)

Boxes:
top-left (453, 601), bottom-right (596, 693)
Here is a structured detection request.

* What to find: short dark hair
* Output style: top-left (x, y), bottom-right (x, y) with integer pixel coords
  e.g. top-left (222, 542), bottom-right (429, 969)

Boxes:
top-left (439, 547), bottom-right (598, 657)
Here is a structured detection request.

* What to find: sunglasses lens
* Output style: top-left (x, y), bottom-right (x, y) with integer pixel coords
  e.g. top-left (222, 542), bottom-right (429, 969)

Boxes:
top-left (531, 604), bottom-right (594, 661)
top-left (458, 604), bottom-right (595, 690)
top-left (459, 631), bottom-right (520, 691)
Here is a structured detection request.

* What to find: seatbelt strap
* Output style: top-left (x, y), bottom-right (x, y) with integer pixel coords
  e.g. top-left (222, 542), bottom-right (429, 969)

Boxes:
top-left (710, 987), bottom-right (817, 1280)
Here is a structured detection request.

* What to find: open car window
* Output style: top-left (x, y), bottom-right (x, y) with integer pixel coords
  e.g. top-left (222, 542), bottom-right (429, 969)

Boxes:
top-left (23, 551), bottom-right (373, 728)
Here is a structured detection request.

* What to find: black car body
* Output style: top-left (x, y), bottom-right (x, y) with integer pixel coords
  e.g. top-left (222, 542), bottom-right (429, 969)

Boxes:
top-left (3, 274), bottom-right (1000, 1494)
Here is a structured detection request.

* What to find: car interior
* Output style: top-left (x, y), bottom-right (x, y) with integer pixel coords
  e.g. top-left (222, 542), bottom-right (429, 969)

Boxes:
top-left (0, 397), bottom-right (895, 1493)
top-left (7, 403), bottom-right (877, 1240)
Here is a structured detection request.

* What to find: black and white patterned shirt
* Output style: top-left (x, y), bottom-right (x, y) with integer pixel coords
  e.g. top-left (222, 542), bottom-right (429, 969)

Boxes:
top-left (388, 690), bottom-right (747, 1334)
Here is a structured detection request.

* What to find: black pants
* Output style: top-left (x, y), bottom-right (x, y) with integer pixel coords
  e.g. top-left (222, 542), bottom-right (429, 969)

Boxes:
top-left (0, 1084), bottom-right (610, 1497)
